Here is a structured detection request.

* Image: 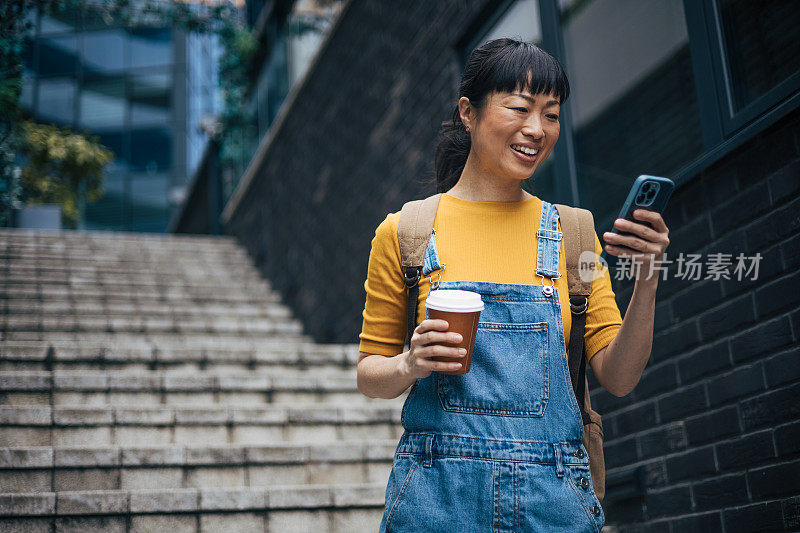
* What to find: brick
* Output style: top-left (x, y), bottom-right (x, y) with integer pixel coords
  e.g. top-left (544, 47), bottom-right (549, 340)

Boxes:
top-left (730, 315), bottom-right (793, 363)
top-left (658, 382), bottom-right (707, 423)
top-left (200, 513), bottom-right (265, 532)
top-left (639, 422), bottom-right (686, 459)
top-left (56, 490), bottom-right (127, 514)
top-left (670, 511), bottom-right (723, 531)
top-left (747, 458), bottom-right (800, 500)
top-left (707, 363), bottom-right (765, 406)
top-left (670, 281), bottom-right (722, 323)
top-left (199, 488), bottom-right (265, 511)
top-left (711, 182), bottom-right (771, 237)
top-left (614, 403), bottom-right (657, 435)
top-left (644, 484), bottom-right (692, 518)
top-left (666, 216), bottom-right (711, 257)
top-left (763, 346), bottom-right (800, 387)
top-left (55, 516), bottom-right (126, 533)
top-left (720, 429), bottom-right (777, 473)
top-left (651, 320), bottom-right (699, 361)
top-left (0, 448), bottom-right (53, 468)
top-left (677, 340), bottom-right (731, 383)
top-left (697, 293), bottom-right (756, 342)
top-left (784, 495), bottom-right (800, 530)
top-left (130, 514), bottom-right (197, 533)
top-left (0, 407), bottom-right (51, 425)
top-left (768, 157), bottom-right (800, 204)
top-left (634, 362), bottom-right (679, 399)
top-left (129, 489), bottom-right (198, 513)
top-left (268, 510), bottom-right (329, 533)
top-left (120, 447), bottom-right (186, 466)
top-left (755, 269), bottom-right (800, 318)
top-left (332, 508), bottom-right (383, 533)
top-left (781, 232), bottom-right (800, 270)
top-left (685, 405), bottom-right (740, 445)
top-left (665, 446), bottom-right (716, 483)
top-left (0, 493), bottom-right (55, 516)
top-left (745, 195), bottom-right (800, 250)
top-left (54, 447), bottom-right (119, 467)
top-left (0, 518), bottom-right (52, 533)
top-left (775, 420), bottom-right (800, 456)
top-left (740, 382), bottom-right (800, 431)
top-left (268, 486), bottom-right (332, 509)
top-left (693, 473), bottom-right (748, 511)
top-left (722, 500), bottom-right (785, 533)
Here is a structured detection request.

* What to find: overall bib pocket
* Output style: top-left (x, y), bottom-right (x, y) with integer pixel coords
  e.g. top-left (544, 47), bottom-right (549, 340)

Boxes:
top-left (436, 321), bottom-right (550, 416)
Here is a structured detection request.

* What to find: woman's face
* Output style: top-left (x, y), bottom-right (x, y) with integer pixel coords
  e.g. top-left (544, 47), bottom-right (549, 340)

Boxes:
top-left (460, 88), bottom-right (561, 182)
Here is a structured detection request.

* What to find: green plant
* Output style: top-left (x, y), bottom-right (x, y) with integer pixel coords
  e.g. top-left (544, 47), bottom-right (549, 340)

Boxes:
top-left (19, 121), bottom-right (113, 228)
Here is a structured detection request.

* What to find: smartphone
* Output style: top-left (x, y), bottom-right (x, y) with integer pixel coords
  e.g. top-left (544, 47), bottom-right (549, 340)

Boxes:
top-left (602, 175), bottom-right (674, 259)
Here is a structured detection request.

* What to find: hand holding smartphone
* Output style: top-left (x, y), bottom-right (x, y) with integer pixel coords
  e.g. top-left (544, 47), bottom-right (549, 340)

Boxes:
top-left (601, 175), bottom-right (674, 262)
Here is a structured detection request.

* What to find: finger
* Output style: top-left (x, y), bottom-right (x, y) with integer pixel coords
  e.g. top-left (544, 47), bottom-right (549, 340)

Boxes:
top-left (419, 345), bottom-right (466, 360)
top-left (609, 219), bottom-right (659, 242)
top-left (604, 245), bottom-right (658, 262)
top-left (419, 359), bottom-right (463, 372)
top-left (420, 330), bottom-right (462, 347)
top-left (417, 319), bottom-right (449, 333)
top-left (603, 232), bottom-right (653, 253)
top-left (634, 209), bottom-right (670, 234)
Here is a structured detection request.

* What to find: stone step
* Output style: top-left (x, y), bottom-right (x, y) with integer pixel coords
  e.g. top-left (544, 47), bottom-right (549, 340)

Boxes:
top-left (0, 370), bottom-right (372, 407)
top-left (0, 404), bottom-right (404, 446)
top-left (0, 341), bottom-right (357, 373)
top-left (1, 314), bottom-right (300, 336)
top-left (5, 300), bottom-right (289, 319)
top-left (0, 327), bottom-right (308, 343)
top-left (0, 483), bottom-right (384, 532)
top-left (0, 440), bottom-right (396, 492)
top-left (0, 287), bottom-right (282, 305)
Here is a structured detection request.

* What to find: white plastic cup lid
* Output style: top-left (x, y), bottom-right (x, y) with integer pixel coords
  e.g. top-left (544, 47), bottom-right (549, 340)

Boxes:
top-left (425, 289), bottom-right (484, 312)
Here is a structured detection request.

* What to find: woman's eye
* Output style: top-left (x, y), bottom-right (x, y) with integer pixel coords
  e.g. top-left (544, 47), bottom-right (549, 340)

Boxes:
top-left (547, 114), bottom-right (559, 120)
top-left (514, 107), bottom-right (528, 112)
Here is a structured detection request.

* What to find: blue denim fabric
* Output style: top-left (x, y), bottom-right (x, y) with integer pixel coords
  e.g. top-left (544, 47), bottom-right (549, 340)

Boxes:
top-left (379, 201), bottom-right (605, 532)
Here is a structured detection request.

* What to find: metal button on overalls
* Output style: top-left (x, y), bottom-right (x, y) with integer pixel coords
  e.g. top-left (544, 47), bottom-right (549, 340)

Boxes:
top-left (379, 201), bottom-right (605, 532)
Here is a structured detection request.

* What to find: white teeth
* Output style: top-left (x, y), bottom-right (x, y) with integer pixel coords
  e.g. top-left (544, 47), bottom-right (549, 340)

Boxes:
top-left (511, 144), bottom-right (538, 155)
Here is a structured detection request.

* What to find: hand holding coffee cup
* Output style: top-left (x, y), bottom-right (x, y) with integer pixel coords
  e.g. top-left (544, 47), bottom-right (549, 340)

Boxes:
top-left (401, 319), bottom-right (468, 379)
top-left (425, 289), bottom-right (483, 375)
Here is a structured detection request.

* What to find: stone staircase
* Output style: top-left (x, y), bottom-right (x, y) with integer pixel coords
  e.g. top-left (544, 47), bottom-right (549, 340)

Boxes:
top-left (0, 229), bottom-right (403, 532)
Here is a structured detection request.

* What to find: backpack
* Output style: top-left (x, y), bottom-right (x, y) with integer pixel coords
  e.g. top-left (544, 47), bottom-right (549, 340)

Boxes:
top-left (397, 192), bottom-right (607, 502)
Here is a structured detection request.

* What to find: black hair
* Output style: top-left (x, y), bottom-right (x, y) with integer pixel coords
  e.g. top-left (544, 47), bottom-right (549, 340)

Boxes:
top-left (431, 38), bottom-right (570, 192)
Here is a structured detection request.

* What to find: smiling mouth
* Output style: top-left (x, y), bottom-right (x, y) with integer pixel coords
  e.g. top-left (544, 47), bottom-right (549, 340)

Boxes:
top-left (510, 145), bottom-right (539, 162)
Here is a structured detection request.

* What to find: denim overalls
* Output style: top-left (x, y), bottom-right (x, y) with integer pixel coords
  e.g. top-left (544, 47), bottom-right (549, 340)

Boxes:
top-left (379, 201), bottom-right (605, 532)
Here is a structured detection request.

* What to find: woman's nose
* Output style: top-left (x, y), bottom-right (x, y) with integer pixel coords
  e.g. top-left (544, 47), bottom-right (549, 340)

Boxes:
top-left (522, 117), bottom-right (544, 138)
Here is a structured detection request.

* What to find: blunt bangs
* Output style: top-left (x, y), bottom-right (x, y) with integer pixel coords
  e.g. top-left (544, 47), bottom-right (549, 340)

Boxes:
top-left (479, 40), bottom-right (570, 105)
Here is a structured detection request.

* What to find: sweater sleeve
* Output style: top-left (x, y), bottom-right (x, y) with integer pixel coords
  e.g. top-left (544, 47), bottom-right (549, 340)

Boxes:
top-left (358, 212), bottom-right (407, 356)
top-left (583, 232), bottom-right (623, 361)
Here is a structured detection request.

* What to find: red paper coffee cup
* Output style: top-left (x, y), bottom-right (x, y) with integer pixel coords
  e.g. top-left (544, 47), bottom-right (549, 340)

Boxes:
top-left (425, 289), bottom-right (483, 375)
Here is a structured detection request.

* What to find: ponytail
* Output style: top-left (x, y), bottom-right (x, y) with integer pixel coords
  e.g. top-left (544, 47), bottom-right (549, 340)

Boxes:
top-left (433, 105), bottom-right (473, 192)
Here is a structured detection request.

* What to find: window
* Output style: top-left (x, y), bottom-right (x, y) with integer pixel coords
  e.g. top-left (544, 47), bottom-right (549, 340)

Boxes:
top-left (559, 0), bottom-right (704, 230)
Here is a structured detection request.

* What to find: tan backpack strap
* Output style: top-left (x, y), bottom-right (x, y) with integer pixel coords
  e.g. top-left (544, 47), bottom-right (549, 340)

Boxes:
top-left (398, 193), bottom-right (442, 349)
top-left (398, 193), bottom-right (443, 267)
top-left (554, 204), bottom-right (595, 297)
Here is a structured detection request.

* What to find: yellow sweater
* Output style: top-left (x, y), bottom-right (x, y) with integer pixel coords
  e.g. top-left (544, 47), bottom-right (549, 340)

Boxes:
top-left (358, 193), bottom-right (623, 362)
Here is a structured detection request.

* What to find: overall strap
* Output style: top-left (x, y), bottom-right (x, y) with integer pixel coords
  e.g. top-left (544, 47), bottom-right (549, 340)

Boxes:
top-left (398, 193), bottom-right (443, 350)
top-left (554, 204), bottom-right (596, 426)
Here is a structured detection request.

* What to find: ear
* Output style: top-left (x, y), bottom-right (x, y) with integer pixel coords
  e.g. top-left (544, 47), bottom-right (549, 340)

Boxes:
top-left (457, 96), bottom-right (476, 130)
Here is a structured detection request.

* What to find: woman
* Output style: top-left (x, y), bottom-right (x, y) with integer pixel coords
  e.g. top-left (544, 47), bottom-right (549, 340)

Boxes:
top-left (357, 38), bottom-right (669, 532)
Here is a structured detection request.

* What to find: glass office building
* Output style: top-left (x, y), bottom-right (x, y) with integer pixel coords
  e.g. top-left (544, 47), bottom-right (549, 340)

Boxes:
top-left (20, 6), bottom-right (222, 232)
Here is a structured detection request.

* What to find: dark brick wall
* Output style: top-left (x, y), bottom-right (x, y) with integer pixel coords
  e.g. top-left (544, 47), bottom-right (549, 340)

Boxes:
top-left (223, 0), bottom-right (800, 529)
top-left (594, 104), bottom-right (800, 530)
top-left (225, 0), bottom-right (486, 343)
